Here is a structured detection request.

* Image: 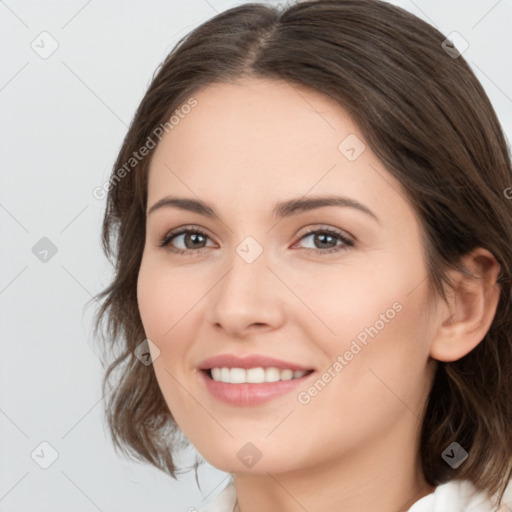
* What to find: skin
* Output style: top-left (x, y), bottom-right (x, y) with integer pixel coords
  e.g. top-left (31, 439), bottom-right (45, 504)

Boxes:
top-left (136, 78), bottom-right (501, 512)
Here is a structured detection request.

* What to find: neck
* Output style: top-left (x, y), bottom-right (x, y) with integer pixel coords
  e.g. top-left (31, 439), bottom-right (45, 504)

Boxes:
top-left (232, 420), bottom-right (435, 512)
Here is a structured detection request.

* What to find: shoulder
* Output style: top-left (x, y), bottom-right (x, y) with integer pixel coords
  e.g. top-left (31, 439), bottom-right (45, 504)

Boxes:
top-left (408, 478), bottom-right (512, 512)
top-left (192, 477), bottom-right (512, 512)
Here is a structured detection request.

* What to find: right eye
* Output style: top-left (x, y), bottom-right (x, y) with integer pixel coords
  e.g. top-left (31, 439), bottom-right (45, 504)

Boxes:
top-left (158, 227), bottom-right (215, 256)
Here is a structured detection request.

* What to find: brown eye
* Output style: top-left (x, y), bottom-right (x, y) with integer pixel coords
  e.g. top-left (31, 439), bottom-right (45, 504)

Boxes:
top-left (295, 228), bottom-right (354, 254)
top-left (159, 227), bottom-right (213, 256)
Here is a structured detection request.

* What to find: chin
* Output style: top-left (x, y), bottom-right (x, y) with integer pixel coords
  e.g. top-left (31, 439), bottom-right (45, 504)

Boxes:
top-left (194, 440), bottom-right (304, 475)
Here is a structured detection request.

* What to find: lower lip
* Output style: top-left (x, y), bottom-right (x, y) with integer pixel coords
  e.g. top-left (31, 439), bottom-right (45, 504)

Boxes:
top-left (199, 370), bottom-right (314, 406)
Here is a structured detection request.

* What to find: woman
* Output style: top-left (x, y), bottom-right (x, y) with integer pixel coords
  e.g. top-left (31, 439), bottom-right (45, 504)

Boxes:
top-left (92, 1), bottom-right (512, 510)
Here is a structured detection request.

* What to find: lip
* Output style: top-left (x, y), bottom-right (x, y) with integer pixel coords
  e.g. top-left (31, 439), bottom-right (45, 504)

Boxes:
top-left (198, 354), bottom-right (313, 371)
top-left (199, 369), bottom-right (315, 406)
top-left (197, 354), bottom-right (315, 407)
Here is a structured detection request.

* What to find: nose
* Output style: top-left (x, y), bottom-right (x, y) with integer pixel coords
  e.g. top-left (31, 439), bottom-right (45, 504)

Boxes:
top-left (205, 241), bottom-right (286, 338)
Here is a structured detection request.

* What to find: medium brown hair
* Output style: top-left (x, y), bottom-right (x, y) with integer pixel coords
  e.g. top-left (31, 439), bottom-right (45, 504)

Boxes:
top-left (91, 0), bottom-right (512, 503)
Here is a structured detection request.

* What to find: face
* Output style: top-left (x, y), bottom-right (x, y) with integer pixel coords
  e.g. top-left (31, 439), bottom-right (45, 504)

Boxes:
top-left (137, 78), bottom-right (439, 475)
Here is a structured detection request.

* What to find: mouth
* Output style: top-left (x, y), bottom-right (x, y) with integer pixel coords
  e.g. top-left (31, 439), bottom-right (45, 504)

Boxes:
top-left (197, 353), bottom-right (316, 406)
top-left (198, 366), bottom-right (315, 406)
top-left (204, 367), bottom-right (314, 384)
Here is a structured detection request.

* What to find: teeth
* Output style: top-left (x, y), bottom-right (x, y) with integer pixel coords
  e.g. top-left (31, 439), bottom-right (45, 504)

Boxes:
top-left (230, 368), bottom-right (246, 383)
top-left (280, 369), bottom-right (294, 380)
top-left (247, 367), bottom-right (265, 383)
top-left (209, 367), bottom-right (309, 384)
top-left (265, 367), bottom-right (280, 382)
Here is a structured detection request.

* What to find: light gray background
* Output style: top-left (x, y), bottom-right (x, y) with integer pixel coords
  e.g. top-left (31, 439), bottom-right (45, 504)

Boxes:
top-left (1, 1), bottom-right (511, 511)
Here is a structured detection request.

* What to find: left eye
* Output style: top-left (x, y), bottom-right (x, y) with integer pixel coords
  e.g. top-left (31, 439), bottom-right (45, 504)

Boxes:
top-left (296, 229), bottom-right (353, 253)
top-left (158, 227), bottom-right (354, 256)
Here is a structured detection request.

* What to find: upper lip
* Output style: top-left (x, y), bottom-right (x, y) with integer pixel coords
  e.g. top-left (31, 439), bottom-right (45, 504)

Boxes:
top-left (198, 354), bottom-right (314, 371)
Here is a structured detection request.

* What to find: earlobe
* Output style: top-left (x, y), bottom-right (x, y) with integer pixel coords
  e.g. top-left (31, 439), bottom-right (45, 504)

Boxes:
top-left (429, 248), bottom-right (501, 362)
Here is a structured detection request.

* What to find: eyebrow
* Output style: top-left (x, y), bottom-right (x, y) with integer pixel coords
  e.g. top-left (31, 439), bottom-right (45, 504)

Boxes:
top-left (147, 194), bottom-right (380, 224)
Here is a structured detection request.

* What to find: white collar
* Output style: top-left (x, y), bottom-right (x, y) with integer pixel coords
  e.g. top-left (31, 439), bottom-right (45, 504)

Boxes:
top-left (197, 477), bottom-right (510, 512)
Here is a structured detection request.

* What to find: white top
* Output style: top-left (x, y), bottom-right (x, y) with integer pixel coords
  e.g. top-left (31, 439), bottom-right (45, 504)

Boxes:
top-left (196, 477), bottom-right (511, 512)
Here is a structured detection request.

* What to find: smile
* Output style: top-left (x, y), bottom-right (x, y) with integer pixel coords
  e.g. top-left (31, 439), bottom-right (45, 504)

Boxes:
top-left (199, 368), bottom-right (315, 406)
top-left (209, 367), bottom-right (311, 384)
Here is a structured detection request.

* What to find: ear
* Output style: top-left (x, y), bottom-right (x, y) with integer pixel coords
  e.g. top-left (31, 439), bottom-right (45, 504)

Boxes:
top-left (429, 247), bottom-right (501, 362)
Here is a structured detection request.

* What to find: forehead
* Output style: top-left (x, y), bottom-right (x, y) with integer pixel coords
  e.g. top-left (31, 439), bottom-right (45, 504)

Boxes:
top-left (162, 77), bottom-right (356, 166)
top-left (146, 78), bottom-right (412, 227)
top-left (149, 77), bottom-right (357, 179)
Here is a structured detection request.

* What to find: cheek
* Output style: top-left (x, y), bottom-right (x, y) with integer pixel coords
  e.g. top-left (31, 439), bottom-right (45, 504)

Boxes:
top-left (136, 259), bottom-right (198, 420)
top-left (285, 257), bottom-right (409, 346)
top-left (299, 253), bottom-right (433, 398)
top-left (314, 272), bottom-right (434, 422)
top-left (137, 261), bottom-right (166, 338)
top-left (136, 255), bottom-right (204, 341)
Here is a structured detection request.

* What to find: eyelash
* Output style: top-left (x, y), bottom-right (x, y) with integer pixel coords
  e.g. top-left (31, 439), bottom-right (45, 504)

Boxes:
top-left (157, 225), bottom-right (354, 257)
